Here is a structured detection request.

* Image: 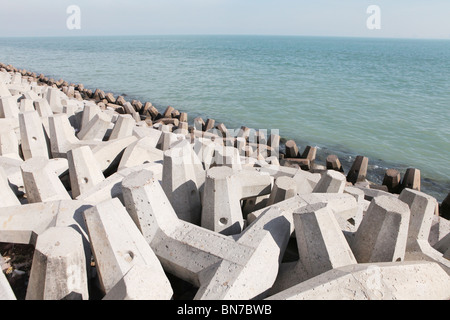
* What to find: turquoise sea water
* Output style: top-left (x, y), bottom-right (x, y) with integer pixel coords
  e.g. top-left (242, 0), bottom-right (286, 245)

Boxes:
top-left (0, 35), bottom-right (449, 201)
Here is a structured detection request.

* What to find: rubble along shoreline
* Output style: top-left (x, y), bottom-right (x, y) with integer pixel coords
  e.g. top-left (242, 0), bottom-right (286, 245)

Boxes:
top-left (0, 61), bottom-right (449, 301)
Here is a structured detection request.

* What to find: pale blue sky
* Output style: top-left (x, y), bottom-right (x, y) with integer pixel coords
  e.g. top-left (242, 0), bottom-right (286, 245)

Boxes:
top-left (1, 0), bottom-right (450, 39)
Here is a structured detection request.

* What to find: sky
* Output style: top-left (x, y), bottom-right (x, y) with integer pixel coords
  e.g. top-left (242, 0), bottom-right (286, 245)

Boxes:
top-left (1, 0), bottom-right (450, 39)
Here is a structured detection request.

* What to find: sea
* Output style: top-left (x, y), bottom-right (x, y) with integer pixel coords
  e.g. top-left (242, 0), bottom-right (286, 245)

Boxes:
top-left (0, 35), bottom-right (449, 202)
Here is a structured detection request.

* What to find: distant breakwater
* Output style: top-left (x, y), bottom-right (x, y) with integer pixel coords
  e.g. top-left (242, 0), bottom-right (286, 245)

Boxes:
top-left (1, 61), bottom-right (449, 211)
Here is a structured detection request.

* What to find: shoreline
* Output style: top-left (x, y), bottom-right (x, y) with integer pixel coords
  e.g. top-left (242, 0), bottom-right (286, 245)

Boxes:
top-left (0, 61), bottom-right (448, 205)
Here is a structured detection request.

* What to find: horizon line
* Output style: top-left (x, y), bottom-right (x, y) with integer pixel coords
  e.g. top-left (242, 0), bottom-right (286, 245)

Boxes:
top-left (0, 33), bottom-right (449, 41)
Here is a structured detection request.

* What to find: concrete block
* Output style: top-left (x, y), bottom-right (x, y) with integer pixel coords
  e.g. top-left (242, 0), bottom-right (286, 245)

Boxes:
top-left (0, 266), bottom-right (16, 300)
top-left (326, 154), bottom-right (344, 173)
top-left (343, 186), bottom-right (366, 230)
top-left (103, 264), bottom-right (172, 300)
top-left (0, 126), bottom-right (20, 160)
top-left (292, 169), bottom-right (321, 194)
top-left (77, 112), bottom-right (112, 141)
top-left (193, 137), bottom-right (216, 170)
top-left (162, 142), bottom-right (202, 225)
top-left (0, 156), bottom-right (24, 193)
top-left (352, 196), bottom-right (410, 263)
top-left (285, 140), bottom-right (299, 158)
top-left (399, 189), bottom-right (436, 251)
top-left (429, 215), bottom-right (450, 247)
top-left (19, 111), bottom-right (50, 160)
top-left (383, 169), bottom-right (401, 193)
top-left (0, 201), bottom-right (61, 245)
top-left (201, 167), bottom-right (272, 235)
top-left (80, 103), bottom-right (101, 131)
top-left (132, 126), bottom-right (162, 145)
top-left (248, 193), bottom-right (358, 234)
top-left (401, 168), bottom-right (421, 192)
top-left (0, 96), bottom-right (20, 118)
top-left (201, 167), bottom-right (243, 235)
top-left (433, 232), bottom-right (450, 255)
top-left (118, 137), bottom-right (164, 170)
top-left (0, 82), bottom-right (12, 98)
top-left (266, 176), bottom-right (297, 206)
top-left (0, 167), bottom-right (21, 207)
top-left (76, 162), bottom-right (162, 205)
top-left (46, 88), bottom-right (63, 114)
top-left (11, 73), bottom-right (21, 84)
top-left (34, 99), bottom-right (53, 118)
top-left (48, 114), bottom-right (82, 158)
top-left (398, 189), bottom-right (450, 275)
top-left (67, 146), bottom-right (105, 198)
top-left (92, 136), bottom-right (138, 173)
top-left (271, 203), bottom-right (357, 294)
top-left (346, 156), bottom-right (369, 184)
top-left (19, 99), bottom-right (35, 113)
top-left (354, 185), bottom-right (397, 202)
top-left (26, 227), bottom-right (88, 300)
top-left (83, 198), bottom-right (173, 298)
top-left (312, 170), bottom-right (346, 193)
top-left (267, 261), bottom-right (450, 300)
top-left (109, 114), bottom-right (135, 140)
top-left (21, 157), bottom-right (71, 203)
top-left (213, 145), bottom-right (242, 170)
top-left (122, 169), bottom-right (290, 300)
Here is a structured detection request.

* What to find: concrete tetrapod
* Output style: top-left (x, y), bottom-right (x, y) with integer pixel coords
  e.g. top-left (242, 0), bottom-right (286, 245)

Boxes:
top-left (270, 203), bottom-right (357, 294)
top-left (213, 145), bottom-right (242, 170)
top-left (82, 198), bottom-right (173, 299)
top-left (48, 114), bottom-right (83, 158)
top-left (266, 176), bottom-right (298, 206)
top-left (67, 146), bottom-right (105, 199)
top-left (0, 96), bottom-right (20, 118)
top-left (0, 124), bottom-right (20, 160)
top-left (122, 169), bottom-right (292, 300)
top-left (0, 200), bottom-right (93, 246)
top-left (77, 112), bottom-right (112, 141)
top-left (21, 157), bottom-right (71, 203)
top-left (19, 111), bottom-right (50, 160)
top-left (162, 142), bottom-right (202, 225)
top-left (46, 88), bottom-right (63, 114)
top-left (26, 227), bottom-right (89, 300)
top-left (108, 114), bottom-right (135, 140)
top-left (248, 193), bottom-right (359, 231)
top-left (201, 166), bottom-right (272, 235)
top-left (266, 261), bottom-right (450, 300)
top-left (351, 196), bottom-right (410, 263)
top-left (312, 170), bottom-right (346, 194)
top-left (399, 188), bottom-right (450, 275)
top-left (91, 135), bottom-right (138, 173)
top-left (118, 136), bottom-right (164, 170)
